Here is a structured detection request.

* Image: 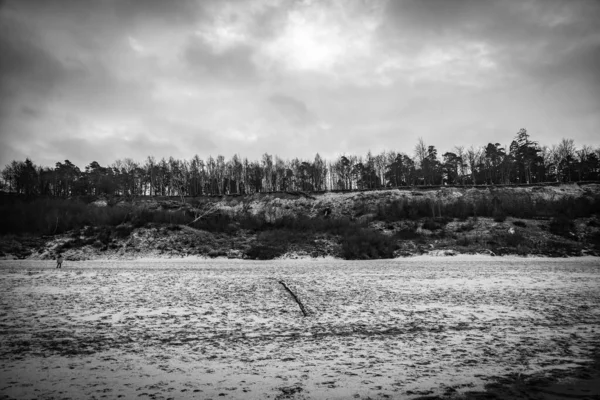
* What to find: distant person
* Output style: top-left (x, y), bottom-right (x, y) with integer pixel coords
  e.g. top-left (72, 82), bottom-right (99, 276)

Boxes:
top-left (56, 254), bottom-right (63, 269)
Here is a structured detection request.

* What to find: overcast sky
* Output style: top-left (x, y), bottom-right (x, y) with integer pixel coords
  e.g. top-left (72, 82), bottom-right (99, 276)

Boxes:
top-left (1, 0), bottom-right (599, 168)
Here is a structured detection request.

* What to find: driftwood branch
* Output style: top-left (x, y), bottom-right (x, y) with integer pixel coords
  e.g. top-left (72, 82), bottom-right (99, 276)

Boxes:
top-left (279, 280), bottom-right (308, 317)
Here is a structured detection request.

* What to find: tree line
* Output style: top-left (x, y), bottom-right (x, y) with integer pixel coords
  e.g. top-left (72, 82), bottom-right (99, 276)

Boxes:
top-left (2, 129), bottom-right (599, 197)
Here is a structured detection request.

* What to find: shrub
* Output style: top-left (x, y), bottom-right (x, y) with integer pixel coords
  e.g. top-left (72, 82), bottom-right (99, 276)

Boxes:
top-left (456, 235), bottom-right (472, 247)
top-left (549, 214), bottom-right (576, 238)
top-left (208, 249), bottom-right (227, 258)
top-left (444, 198), bottom-right (473, 220)
top-left (242, 213), bottom-right (356, 236)
top-left (114, 224), bottom-right (133, 238)
top-left (457, 221), bottom-right (476, 232)
top-left (474, 198), bottom-right (493, 218)
top-left (544, 239), bottom-right (582, 257)
top-left (354, 201), bottom-right (368, 217)
top-left (407, 205), bottom-right (420, 220)
top-left (587, 231), bottom-right (600, 251)
top-left (340, 228), bottom-right (396, 259)
top-left (192, 212), bottom-right (235, 233)
top-left (502, 231), bottom-right (526, 247)
top-left (513, 220), bottom-right (527, 228)
top-left (245, 243), bottom-right (285, 260)
top-left (395, 229), bottom-right (420, 240)
top-left (437, 216), bottom-right (453, 224)
top-left (244, 230), bottom-right (303, 260)
top-left (376, 198), bottom-right (432, 221)
top-left (132, 209), bottom-right (155, 228)
top-left (376, 199), bottom-right (407, 221)
top-left (587, 219), bottom-right (600, 228)
top-left (493, 208), bottom-right (507, 222)
top-left (422, 218), bottom-right (442, 231)
top-left (59, 239), bottom-right (78, 249)
top-left (96, 227), bottom-right (111, 244)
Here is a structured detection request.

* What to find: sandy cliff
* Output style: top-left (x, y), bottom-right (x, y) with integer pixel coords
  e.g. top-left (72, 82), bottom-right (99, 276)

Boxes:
top-left (1, 183), bottom-right (599, 260)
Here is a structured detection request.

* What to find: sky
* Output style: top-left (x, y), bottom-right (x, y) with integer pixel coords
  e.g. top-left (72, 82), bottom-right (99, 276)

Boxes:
top-left (1, 0), bottom-right (599, 169)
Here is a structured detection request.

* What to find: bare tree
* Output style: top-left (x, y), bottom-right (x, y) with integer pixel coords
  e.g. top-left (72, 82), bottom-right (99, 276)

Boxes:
top-left (556, 138), bottom-right (576, 182)
top-left (454, 146), bottom-right (466, 184)
top-left (466, 146), bottom-right (482, 185)
top-left (414, 137), bottom-right (427, 184)
top-left (576, 145), bottom-right (593, 181)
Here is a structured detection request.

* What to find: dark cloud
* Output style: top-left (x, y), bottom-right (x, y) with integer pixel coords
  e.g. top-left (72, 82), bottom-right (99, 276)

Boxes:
top-left (0, 0), bottom-right (208, 61)
top-left (0, 15), bottom-right (67, 97)
top-left (61, 63), bottom-right (155, 119)
top-left (384, 0), bottom-right (502, 38)
top-left (7, 0), bottom-right (205, 28)
top-left (268, 94), bottom-right (315, 127)
top-left (383, 0), bottom-right (600, 42)
top-left (114, 0), bottom-right (203, 25)
top-left (530, 40), bottom-right (600, 86)
top-left (184, 37), bottom-right (259, 82)
top-left (269, 94), bottom-right (307, 110)
top-left (249, 3), bottom-right (290, 39)
top-left (20, 106), bottom-right (42, 118)
top-left (381, 0), bottom-right (600, 105)
top-left (0, 13), bottom-right (70, 147)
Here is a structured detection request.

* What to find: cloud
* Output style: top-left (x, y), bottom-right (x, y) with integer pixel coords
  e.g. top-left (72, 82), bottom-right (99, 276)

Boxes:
top-left (0, 115), bottom-right (217, 168)
top-left (381, 0), bottom-right (600, 80)
top-left (8, 0), bottom-right (205, 30)
top-left (1, 0), bottom-right (599, 172)
top-left (268, 94), bottom-right (313, 127)
top-left (114, 0), bottom-right (203, 25)
top-left (257, 0), bottom-right (385, 80)
top-left (184, 36), bottom-right (259, 82)
top-left (0, 14), bottom-right (67, 103)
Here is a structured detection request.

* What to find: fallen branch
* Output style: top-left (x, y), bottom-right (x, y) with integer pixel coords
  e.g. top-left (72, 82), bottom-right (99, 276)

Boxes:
top-left (279, 280), bottom-right (308, 317)
top-left (187, 207), bottom-right (217, 226)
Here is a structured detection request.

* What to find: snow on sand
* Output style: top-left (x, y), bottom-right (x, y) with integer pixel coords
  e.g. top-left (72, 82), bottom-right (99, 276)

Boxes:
top-left (1, 258), bottom-right (599, 399)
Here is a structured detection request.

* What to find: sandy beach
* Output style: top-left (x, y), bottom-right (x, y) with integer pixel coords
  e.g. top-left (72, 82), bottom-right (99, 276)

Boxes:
top-left (1, 258), bottom-right (599, 399)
